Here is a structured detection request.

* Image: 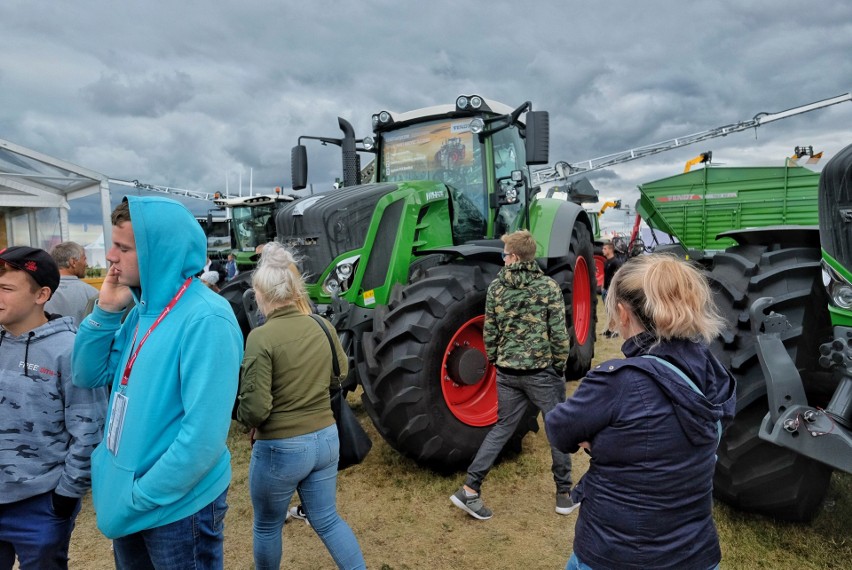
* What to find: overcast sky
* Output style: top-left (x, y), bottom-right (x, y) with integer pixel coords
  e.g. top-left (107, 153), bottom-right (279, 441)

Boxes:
top-left (2, 0), bottom-right (851, 234)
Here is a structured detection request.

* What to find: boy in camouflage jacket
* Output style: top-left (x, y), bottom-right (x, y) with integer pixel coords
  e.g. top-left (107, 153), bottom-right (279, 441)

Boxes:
top-left (451, 230), bottom-right (574, 520)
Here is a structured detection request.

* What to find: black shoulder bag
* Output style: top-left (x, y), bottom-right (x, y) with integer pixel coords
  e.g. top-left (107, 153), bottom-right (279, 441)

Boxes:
top-left (309, 314), bottom-right (373, 470)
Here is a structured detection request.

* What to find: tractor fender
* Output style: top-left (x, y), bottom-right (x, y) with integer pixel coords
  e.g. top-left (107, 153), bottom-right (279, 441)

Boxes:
top-left (530, 198), bottom-right (594, 258)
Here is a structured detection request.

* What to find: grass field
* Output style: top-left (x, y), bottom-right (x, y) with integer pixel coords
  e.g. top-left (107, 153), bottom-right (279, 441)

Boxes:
top-left (67, 304), bottom-right (851, 569)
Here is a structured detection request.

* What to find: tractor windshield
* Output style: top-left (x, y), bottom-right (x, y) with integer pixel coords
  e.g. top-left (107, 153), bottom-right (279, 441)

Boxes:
top-left (231, 204), bottom-right (277, 252)
top-left (381, 118), bottom-right (487, 241)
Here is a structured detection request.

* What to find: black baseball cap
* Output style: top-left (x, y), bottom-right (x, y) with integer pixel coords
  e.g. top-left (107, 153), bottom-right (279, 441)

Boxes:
top-left (0, 246), bottom-right (61, 296)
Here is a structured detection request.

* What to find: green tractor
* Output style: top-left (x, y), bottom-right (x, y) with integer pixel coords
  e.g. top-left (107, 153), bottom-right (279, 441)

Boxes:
top-left (636, 149), bottom-right (852, 521)
top-left (279, 95), bottom-right (597, 470)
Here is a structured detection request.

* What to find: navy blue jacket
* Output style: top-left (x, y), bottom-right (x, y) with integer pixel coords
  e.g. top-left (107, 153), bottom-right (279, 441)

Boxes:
top-left (545, 333), bottom-right (735, 570)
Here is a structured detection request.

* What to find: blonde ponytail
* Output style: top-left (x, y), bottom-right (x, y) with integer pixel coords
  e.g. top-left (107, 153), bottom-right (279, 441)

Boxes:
top-left (605, 254), bottom-right (725, 344)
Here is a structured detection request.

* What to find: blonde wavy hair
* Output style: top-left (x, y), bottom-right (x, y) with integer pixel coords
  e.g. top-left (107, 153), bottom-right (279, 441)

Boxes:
top-left (605, 254), bottom-right (725, 344)
top-left (252, 242), bottom-right (312, 316)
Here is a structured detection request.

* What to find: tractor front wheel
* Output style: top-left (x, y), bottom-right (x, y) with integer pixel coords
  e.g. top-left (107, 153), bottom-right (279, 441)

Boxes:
top-left (707, 242), bottom-right (834, 521)
top-left (361, 263), bottom-right (538, 471)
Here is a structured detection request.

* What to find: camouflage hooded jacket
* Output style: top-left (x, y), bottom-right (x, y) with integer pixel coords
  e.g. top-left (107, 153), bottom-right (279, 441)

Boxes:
top-left (484, 260), bottom-right (570, 372)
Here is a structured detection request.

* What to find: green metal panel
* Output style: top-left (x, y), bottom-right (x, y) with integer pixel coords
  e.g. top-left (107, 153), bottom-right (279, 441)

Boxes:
top-left (637, 166), bottom-right (820, 252)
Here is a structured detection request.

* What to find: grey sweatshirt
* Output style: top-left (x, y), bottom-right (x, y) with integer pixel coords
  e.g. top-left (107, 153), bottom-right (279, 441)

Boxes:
top-left (0, 316), bottom-right (108, 503)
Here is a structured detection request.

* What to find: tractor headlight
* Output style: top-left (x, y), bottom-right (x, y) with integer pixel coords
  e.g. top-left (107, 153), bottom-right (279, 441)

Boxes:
top-left (363, 136), bottom-right (375, 151)
top-left (822, 260), bottom-right (852, 309)
top-left (323, 255), bottom-right (360, 295)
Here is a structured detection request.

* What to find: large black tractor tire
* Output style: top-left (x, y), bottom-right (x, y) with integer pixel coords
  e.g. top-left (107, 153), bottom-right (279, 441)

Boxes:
top-left (707, 243), bottom-right (834, 521)
top-left (556, 222), bottom-right (597, 380)
top-left (361, 263), bottom-right (538, 472)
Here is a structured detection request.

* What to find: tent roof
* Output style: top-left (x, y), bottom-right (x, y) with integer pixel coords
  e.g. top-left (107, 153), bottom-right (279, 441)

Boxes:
top-left (0, 137), bottom-right (112, 246)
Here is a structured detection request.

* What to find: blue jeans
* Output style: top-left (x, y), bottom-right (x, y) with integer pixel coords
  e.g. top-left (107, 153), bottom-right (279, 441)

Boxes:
top-left (111, 488), bottom-right (228, 570)
top-left (0, 491), bottom-right (81, 570)
top-left (249, 424), bottom-right (365, 570)
top-left (465, 369), bottom-right (573, 494)
top-left (566, 553), bottom-right (720, 570)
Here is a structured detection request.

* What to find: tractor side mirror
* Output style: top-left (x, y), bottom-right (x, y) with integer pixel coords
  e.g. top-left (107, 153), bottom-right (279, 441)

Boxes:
top-left (524, 111), bottom-right (549, 165)
top-left (291, 145), bottom-right (308, 190)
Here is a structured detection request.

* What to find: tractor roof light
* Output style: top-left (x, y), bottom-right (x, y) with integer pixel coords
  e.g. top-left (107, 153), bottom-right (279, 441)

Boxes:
top-left (470, 96), bottom-right (483, 109)
top-left (822, 260), bottom-right (852, 309)
top-left (456, 95), bottom-right (470, 110)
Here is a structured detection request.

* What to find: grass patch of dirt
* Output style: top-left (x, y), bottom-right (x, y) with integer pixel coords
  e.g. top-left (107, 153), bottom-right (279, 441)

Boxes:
top-left (67, 301), bottom-right (851, 568)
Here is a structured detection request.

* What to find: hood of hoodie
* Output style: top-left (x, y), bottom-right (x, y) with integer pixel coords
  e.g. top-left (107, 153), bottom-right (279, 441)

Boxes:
top-left (125, 195), bottom-right (206, 313)
top-left (497, 260), bottom-right (545, 289)
top-left (622, 333), bottom-right (736, 446)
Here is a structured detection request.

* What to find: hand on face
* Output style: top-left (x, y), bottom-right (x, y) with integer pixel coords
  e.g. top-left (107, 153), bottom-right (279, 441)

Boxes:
top-left (97, 264), bottom-right (133, 313)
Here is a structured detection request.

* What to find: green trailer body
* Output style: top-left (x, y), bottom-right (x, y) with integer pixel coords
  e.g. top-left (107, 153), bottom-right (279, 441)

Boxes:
top-left (636, 165), bottom-right (820, 254)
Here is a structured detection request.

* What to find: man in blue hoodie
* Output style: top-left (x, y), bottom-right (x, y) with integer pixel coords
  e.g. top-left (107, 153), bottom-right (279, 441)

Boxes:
top-left (73, 197), bottom-right (243, 568)
top-left (0, 246), bottom-right (107, 569)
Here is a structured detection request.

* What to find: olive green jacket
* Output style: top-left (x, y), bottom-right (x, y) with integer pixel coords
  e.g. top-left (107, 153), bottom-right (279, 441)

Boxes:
top-left (236, 306), bottom-right (347, 440)
top-left (484, 260), bottom-right (571, 372)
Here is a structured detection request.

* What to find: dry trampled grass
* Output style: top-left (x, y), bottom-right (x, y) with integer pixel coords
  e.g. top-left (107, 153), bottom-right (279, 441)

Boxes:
top-left (67, 302), bottom-right (851, 569)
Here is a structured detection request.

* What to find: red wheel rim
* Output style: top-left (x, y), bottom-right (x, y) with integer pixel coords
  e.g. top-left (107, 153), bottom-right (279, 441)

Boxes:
top-left (573, 255), bottom-right (592, 345)
top-left (440, 315), bottom-right (497, 426)
top-left (594, 255), bottom-right (605, 288)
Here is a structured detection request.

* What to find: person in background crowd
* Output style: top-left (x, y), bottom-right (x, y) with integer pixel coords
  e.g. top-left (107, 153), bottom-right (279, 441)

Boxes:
top-left (45, 241), bottom-right (99, 326)
top-left (546, 254), bottom-right (736, 570)
top-left (451, 229), bottom-right (573, 520)
top-left (0, 246), bottom-right (108, 569)
top-left (236, 242), bottom-right (365, 570)
top-left (200, 270), bottom-right (222, 293)
top-left (600, 238), bottom-right (625, 338)
top-left (225, 253), bottom-right (238, 282)
top-left (72, 197), bottom-right (243, 569)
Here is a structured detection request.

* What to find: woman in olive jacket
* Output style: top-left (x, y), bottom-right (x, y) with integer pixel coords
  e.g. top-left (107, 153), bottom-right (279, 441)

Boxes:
top-left (236, 242), bottom-right (365, 570)
top-left (546, 254), bottom-right (736, 570)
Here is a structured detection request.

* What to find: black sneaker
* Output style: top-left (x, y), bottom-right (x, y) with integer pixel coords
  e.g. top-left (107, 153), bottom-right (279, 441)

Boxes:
top-left (555, 493), bottom-right (580, 515)
top-left (450, 487), bottom-right (493, 520)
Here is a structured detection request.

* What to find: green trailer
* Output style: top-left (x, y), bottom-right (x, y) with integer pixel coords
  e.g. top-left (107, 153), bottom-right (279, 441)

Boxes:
top-left (636, 164), bottom-right (820, 256)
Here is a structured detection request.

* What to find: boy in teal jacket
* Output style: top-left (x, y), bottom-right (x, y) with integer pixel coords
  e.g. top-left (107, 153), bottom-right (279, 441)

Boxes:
top-left (73, 196), bottom-right (243, 568)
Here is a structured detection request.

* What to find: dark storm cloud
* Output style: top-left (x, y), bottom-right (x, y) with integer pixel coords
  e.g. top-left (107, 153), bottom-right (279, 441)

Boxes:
top-left (0, 0), bottom-right (850, 239)
top-left (81, 71), bottom-right (195, 117)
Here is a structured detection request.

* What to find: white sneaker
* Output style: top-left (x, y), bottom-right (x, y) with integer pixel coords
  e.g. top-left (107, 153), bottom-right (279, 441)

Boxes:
top-left (287, 505), bottom-right (311, 526)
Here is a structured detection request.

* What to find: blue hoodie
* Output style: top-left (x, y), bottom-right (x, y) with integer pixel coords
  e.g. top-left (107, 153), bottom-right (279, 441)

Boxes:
top-left (72, 196), bottom-right (243, 539)
top-left (545, 333), bottom-right (736, 570)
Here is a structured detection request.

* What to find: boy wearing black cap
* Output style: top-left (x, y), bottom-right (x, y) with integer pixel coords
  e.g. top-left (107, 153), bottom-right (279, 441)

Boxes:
top-left (0, 246), bottom-right (108, 569)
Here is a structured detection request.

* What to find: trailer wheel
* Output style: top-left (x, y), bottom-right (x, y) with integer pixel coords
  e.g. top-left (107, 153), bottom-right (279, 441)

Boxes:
top-left (707, 243), bottom-right (833, 521)
top-left (553, 221), bottom-right (597, 380)
top-left (360, 263), bottom-right (538, 471)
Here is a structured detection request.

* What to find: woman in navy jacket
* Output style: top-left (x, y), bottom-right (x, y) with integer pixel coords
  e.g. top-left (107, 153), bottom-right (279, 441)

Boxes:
top-left (546, 254), bottom-right (736, 570)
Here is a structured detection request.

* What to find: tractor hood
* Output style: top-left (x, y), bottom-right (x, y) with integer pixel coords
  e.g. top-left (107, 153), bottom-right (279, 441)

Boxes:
top-left (276, 182), bottom-right (399, 283)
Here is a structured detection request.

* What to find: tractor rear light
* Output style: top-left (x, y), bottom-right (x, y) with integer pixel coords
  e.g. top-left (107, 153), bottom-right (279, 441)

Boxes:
top-left (822, 260), bottom-right (852, 309)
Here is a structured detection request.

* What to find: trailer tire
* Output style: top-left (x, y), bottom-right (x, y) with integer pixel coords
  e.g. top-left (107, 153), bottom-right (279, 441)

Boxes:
top-left (361, 263), bottom-right (538, 472)
top-left (707, 243), bottom-right (833, 521)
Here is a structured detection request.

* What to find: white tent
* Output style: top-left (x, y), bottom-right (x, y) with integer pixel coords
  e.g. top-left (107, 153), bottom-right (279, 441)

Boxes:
top-left (0, 137), bottom-right (112, 248)
top-left (84, 231), bottom-right (106, 270)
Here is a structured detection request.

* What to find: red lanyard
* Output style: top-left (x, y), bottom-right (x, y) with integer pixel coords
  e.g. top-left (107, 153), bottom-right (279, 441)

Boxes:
top-left (120, 277), bottom-right (193, 388)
